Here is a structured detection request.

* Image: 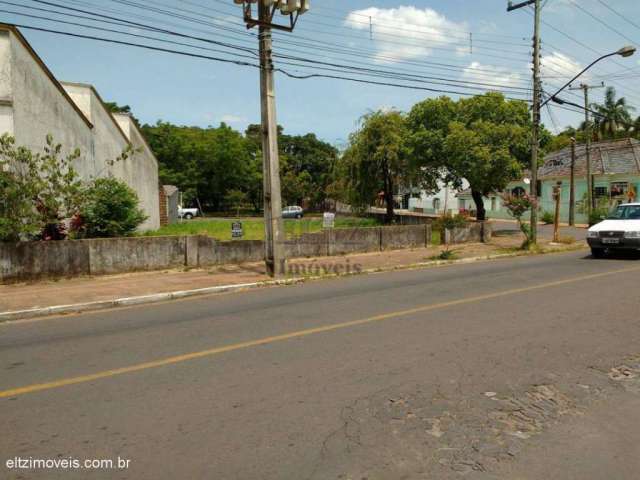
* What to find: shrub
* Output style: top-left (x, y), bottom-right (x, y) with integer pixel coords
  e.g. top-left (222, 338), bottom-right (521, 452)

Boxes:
top-left (0, 134), bottom-right (83, 241)
top-left (435, 249), bottom-right (458, 260)
top-left (73, 178), bottom-right (147, 238)
top-left (501, 192), bottom-right (537, 249)
top-left (434, 212), bottom-right (468, 232)
top-left (589, 207), bottom-right (609, 227)
top-left (541, 211), bottom-right (555, 225)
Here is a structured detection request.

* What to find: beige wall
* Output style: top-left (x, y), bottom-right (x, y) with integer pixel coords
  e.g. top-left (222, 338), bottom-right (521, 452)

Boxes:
top-left (0, 28), bottom-right (159, 231)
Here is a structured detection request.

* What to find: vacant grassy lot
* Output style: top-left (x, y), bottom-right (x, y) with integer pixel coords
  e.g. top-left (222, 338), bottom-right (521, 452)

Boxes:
top-left (143, 216), bottom-right (381, 241)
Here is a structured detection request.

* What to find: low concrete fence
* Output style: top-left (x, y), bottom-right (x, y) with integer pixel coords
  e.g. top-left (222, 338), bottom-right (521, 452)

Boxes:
top-left (441, 221), bottom-right (493, 245)
top-left (0, 225), bottom-right (432, 283)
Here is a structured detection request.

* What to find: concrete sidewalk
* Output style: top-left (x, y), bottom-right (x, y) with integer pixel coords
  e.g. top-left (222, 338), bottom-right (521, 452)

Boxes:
top-left (0, 235), bottom-right (586, 318)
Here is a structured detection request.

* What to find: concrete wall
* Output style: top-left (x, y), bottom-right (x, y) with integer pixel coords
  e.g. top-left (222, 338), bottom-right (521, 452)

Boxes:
top-left (367, 209), bottom-right (436, 225)
top-left (0, 27), bottom-right (159, 231)
top-left (0, 225), bottom-right (434, 283)
top-left (113, 113), bottom-right (160, 230)
top-left (88, 237), bottom-right (185, 275)
top-left (442, 222), bottom-right (492, 245)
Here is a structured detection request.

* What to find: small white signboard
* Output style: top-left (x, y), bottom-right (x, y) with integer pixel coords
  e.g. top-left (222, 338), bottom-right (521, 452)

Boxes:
top-left (231, 221), bottom-right (243, 239)
top-left (323, 212), bottom-right (335, 229)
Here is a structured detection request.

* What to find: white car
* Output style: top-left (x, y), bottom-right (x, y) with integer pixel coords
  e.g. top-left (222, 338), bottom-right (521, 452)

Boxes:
top-left (282, 206), bottom-right (304, 219)
top-left (587, 203), bottom-right (640, 258)
top-left (178, 207), bottom-right (199, 220)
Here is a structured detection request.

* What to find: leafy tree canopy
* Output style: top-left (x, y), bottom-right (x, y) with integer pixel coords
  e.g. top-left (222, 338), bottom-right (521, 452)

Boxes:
top-left (142, 121), bottom-right (338, 213)
top-left (406, 92), bottom-right (537, 220)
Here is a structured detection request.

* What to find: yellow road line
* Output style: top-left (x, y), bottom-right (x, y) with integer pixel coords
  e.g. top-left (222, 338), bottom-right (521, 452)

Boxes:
top-left (1, 264), bottom-right (638, 399)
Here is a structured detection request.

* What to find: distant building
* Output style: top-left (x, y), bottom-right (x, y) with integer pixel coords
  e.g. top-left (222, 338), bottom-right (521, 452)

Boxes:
top-left (457, 138), bottom-right (640, 223)
top-left (160, 185), bottom-right (180, 226)
top-left (407, 179), bottom-right (470, 216)
top-left (0, 24), bottom-right (160, 230)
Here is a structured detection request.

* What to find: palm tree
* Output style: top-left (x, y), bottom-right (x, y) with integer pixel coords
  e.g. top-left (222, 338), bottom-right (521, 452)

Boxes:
top-left (590, 87), bottom-right (634, 140)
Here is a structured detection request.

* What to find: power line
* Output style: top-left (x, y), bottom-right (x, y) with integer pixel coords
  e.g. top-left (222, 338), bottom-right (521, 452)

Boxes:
top-left (0, 9), bottom-right (533, 94)
top-left (0, 7), bottom-right (258, 60)
top-left (115, 0), bottom-right (533, 61)
top-left (6, 2), bottom-right (536, 92)
top-left (28, 0), bottom-right (257, 55)
top-left (527, 10), bottom-right (640, 105)
top-left (211, 0), bottom-right (529, 41)
top-left (596, 0), bottom-right (640, 35)
top-left (19, 0), bottom-right (535, 79)
top-left (567, 0), bottom-right (638, 47)
top-left (7, 22), bottom-right (533, 100)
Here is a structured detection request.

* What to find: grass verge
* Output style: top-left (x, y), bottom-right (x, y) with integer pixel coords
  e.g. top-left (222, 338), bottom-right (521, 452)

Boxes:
top-left (142, 217), bottom-right (381, 241)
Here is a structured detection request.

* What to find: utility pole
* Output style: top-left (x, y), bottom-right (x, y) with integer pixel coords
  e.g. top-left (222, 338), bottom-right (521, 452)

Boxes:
top-left (569, 82), bottom-right (604, 220)
top-left (237, 0), bottom-right (310, 277)
top-left (552, 181), bottom-right (562, 243)
top-left (569, 137), bottom-right (576, 226)
top-left (258, 2), bottom-right (285, 277)
top-left (508, 0), bottom-right (541, 246)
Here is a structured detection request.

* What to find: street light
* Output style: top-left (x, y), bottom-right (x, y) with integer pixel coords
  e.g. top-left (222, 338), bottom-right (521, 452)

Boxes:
top-left (541, 46), bottom-right (636, 107)
top-left (542, 45), bottom-right (635, 224)
top-left (233, 0), bottom-right (310, 277)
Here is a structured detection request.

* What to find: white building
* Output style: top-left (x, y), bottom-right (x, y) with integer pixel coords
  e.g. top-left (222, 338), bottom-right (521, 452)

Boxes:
top-left (0, 24), bottom-right (160, 230)
top-left (408, 179), bottom-right (471, 215)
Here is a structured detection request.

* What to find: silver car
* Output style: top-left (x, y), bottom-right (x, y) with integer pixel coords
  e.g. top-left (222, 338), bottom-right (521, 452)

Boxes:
top-left (282, 206), bottom-right (304, 219)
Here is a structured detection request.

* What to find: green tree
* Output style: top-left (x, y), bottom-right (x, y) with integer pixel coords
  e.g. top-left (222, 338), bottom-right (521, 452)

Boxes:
top-left (224, 189), bottom-right (248, 217)
top-left (142, 122), bottom-right (255, 212)
top-left (407, 93), bottom-right (533, 221)
top-left (340, 110), bottom-right (418, 223)
top-left (245, 125), bottom-right (339, 210)
top-left (104, 102), bottom-right (132, 114)
top-left (0, 134), bottom-right (83, 241)
top-left (73, 177), bottom-right (147, 238)
top-left (591, 87), bottom-right (634, 140)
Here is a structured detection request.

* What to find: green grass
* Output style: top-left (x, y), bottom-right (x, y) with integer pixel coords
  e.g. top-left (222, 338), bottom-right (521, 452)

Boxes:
top-left (142, 216), bottom-right (381, 241)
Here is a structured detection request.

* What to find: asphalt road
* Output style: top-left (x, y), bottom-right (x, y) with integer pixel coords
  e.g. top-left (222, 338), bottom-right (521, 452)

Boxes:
top-left (2, 250), bottom-right (640, 479)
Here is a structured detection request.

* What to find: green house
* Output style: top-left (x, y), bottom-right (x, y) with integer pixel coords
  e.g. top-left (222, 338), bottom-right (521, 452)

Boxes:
top-left (457, 138), bottom-right (640, 224)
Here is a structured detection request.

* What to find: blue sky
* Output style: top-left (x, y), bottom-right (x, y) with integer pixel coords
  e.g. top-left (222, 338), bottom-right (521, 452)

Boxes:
top-left (3, 0), bottom-right (640, 145)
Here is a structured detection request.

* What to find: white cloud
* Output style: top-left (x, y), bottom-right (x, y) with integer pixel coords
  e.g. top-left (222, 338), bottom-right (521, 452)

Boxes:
top-left (540, 51), bottom-right (587, 81)
top-left (461, 62), bottom-right (523, 89)
top-left (344, 6), bottom-right (468, 63)
top-left (220, 114), bottom-right (247, 124)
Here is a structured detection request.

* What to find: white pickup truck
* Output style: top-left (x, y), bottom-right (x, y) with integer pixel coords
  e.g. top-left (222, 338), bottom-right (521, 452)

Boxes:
top-left (178, 207), bottom-right (199, 220)
top-left (587, 203), bottom-right (640, 258)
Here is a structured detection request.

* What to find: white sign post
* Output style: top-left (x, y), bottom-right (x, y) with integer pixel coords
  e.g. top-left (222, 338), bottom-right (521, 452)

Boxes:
top-left (323, 212), bottom-right (335, 229)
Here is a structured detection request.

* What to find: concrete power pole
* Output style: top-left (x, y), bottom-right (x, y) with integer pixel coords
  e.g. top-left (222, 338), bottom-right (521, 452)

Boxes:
top-left (238, 0), bottom-right (309, 276)
top-left (508, 0), bottom-right (541, 246)
top-left (258, 2), bottom-right (286, 277)
top-left (569, 82), bottom-right (604, 221)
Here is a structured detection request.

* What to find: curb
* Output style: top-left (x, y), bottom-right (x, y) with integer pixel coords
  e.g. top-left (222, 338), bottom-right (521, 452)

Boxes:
top-left (0, 244), bottom-right (587, 323)
top-left (0, 278), bottom-right (307, 323)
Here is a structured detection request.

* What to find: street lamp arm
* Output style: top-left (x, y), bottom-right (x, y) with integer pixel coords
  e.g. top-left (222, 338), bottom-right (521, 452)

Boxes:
top-left (540, 52), bottom-right (615, 108)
